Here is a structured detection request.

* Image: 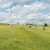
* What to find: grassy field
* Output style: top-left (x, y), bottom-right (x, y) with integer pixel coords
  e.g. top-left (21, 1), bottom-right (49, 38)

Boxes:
top-left (0, 24), bottom-right (50, 50)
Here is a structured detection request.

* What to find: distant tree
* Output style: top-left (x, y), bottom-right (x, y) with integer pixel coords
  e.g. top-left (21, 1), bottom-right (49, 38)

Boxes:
top-left (44, 23), bottom-right (48, 27)
top-left (30, 24), bottom-right (33, 26)
top-left (17, 23), bottom-right (19, 24)
top-left (43, 23), bottom-right (48, 30)
top-left (29, 25), bottom-right (31, 28)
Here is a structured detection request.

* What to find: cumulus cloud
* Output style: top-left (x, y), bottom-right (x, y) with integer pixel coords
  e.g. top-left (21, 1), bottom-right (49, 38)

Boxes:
top-left (12, 0), bottom-right (50, 3)
top-left (12, 0), bottom-right (33, 2)
top-left (3, 2), bottom-right (13, 8)
top-left (0, 0), bottom-right (13, 10)
top-left (0, 0), bottom-right (50, 24)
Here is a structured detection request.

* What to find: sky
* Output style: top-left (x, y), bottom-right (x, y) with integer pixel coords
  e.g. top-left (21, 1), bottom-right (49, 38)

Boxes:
top-left (0, 0), bottom-right (50, 24)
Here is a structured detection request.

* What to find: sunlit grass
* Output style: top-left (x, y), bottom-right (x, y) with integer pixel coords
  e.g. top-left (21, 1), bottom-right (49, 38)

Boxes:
top-left (0, 24), bottom-right (50, 50)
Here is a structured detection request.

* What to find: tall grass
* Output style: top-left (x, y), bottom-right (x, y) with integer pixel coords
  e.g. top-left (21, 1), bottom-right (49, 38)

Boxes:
top-left (0, 24), bottom-right (50, 50)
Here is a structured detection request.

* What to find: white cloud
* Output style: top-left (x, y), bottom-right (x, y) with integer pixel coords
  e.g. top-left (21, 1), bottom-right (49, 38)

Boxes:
top-left (0, 0), bottom-right (3, 3)
top-left (3, 2), bottom-right (13, 8)
top-left (12, 0), bottom-right (33, 2)
top-left (0, 1), bottom-right (50, 24)
top-left (0, 1), bottom-right (13, 9)
top-left (12, 0), bottom-right (50, 3)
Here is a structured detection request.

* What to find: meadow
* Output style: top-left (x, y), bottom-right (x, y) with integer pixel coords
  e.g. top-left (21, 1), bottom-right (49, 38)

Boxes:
top-left (0, 24), bottom-right (50, 50)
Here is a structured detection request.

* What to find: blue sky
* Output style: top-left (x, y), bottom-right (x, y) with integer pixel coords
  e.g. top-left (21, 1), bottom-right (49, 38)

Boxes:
top-left (0, 0), bottom-right (50, 24)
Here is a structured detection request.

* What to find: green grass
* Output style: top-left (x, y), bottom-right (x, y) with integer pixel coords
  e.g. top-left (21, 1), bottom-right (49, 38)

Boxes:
top-left (0, 24), bottom-right (50, 50)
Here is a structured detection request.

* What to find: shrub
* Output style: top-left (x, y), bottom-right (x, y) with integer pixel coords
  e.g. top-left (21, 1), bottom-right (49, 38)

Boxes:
top-left (44, 23), bottom-right (48, 27)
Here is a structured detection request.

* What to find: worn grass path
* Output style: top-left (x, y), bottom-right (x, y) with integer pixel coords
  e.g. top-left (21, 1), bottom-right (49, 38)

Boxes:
top-left (0, 24), bottom-right (50, 50)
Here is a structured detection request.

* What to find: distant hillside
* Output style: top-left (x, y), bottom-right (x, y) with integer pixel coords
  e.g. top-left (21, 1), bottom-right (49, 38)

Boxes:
top-left (0, 23), bottom-right (10, 25)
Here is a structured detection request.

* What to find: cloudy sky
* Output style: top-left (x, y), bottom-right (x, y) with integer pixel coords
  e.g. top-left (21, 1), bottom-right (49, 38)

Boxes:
top-left (0, 0), bottom-right (50, 24)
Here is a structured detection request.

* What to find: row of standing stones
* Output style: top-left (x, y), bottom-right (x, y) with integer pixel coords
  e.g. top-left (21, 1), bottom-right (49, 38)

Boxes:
top-left (29, 23), bottom-right (48, 30)
top-left (10, 23), bottom-right (48, 30)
